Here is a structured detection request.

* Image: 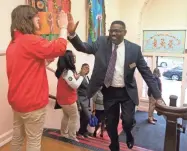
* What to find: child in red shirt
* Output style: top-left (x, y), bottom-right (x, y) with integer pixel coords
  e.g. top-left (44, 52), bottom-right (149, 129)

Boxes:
top-left (55, 50), bottom-right (87, 141)
top-left (6, 5), bottom-right (68, 151)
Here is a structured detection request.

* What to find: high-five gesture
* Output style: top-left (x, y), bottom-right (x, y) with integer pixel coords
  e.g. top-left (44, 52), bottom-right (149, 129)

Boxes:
top-left (57, 10), bottom-right (68, 29)
top-left (67, 13), bottom-right (79, 35)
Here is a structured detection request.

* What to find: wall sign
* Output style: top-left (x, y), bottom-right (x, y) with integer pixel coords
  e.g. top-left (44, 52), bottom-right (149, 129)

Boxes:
top-left (143, 30), bottom-right (186, 54)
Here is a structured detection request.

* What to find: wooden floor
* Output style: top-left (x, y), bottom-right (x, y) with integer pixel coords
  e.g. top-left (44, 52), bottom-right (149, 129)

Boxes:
top-left (0, 136), bottom-right (90, 151)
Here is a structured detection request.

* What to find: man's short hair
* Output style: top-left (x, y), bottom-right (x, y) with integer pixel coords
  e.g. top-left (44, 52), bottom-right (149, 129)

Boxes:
top-left (81, 63), bottom-right (89, 68)
top-left (111, 20), bottom-right (126, 29)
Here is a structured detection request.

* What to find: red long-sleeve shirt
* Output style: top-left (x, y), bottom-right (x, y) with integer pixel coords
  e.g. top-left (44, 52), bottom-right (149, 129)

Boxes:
top-left (56, 70), bottom-right (83, 105)
top-left (6, 31), bottom-right (67, 112)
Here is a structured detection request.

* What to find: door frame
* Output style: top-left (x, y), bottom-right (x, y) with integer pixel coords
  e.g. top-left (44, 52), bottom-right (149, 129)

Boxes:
top-left (137, 52), bottom-right (187, 107)
top-left (138, 28), bottom-right (187, 108)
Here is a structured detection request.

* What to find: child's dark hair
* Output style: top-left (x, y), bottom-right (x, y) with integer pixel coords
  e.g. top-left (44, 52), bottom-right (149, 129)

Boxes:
top-left (81, 63), bottom-right (89, 68)
top-left (55, 50), bottom-right (76, 79)
top-left (153, 68), bottom-right (161, 77)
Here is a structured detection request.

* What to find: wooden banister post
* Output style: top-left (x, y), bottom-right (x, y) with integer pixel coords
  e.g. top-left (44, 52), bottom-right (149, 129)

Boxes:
top-left (169, 95), bottom-right (178, 107)
top-left (168, 95), bottom-right (180, 151)
top-left (155, 95), bottom-right (187, 151)
top-left (164, 116), bottom-right (177, 151)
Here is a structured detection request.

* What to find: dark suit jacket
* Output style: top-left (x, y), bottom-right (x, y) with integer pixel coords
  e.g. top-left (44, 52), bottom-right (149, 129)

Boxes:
top-left (69, 35), bottom-right (161, 105)
top-left (78, 76), bottom-right (89, 97)
top-left (77, 76), bottom-right (90, 107)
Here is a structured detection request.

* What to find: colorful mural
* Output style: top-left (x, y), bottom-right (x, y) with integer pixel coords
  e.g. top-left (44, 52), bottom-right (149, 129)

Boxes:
top-left (87, 0), bottom-right (106, 43)
top-left (26, 0), bottom-right (71, 40)
top-left (143, 30), bottom-right (186, 54)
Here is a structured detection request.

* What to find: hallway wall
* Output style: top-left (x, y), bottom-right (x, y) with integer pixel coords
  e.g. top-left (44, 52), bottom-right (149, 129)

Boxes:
top-left (142, 0), bottom-right (187, 30)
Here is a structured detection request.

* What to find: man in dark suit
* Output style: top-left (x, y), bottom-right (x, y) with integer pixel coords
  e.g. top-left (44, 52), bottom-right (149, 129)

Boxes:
top-left (77, 63), bottom-right (91, 138)
top-left (67, 15), bottom-right (162, 151)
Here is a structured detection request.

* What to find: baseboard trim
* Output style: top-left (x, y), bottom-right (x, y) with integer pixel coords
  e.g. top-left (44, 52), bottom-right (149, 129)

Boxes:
top-left (0, 129), bottom-right (13, 147)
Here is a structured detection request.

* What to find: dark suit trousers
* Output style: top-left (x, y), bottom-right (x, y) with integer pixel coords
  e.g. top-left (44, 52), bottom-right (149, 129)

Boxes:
top-left (78, 97), bottom-right (91, 135)
top-left (102, 86), bottom-right (136, 151)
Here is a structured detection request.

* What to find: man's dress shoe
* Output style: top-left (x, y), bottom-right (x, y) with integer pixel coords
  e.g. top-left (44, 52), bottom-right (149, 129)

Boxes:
top-left (126, 133), bottom-right (134, 149)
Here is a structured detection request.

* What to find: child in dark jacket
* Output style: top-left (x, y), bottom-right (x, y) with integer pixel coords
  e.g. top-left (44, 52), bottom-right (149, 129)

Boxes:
top-left (92, 89), bottom-right (105, 137)
top-left (147, 68), bottom-right (162, 125)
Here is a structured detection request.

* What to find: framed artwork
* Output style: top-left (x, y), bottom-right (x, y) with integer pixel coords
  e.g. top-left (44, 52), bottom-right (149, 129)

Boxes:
top-left (143, 30), bottom-right (186, 54)
top-left (86, 0), bottom-right (106, 43)
top-left (26, 0), bottom-right (71, 40)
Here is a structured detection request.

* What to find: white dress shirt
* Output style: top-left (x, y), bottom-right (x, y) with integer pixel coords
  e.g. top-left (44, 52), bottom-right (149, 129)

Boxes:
top-left (111, 41), bottom-right (125, 87)
top-left (85, 76), bottom-right (89, 83)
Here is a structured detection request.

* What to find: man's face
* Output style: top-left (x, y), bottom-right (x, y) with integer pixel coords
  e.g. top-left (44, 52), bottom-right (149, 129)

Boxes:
top-left (109, 24), bottom-right (127, 45)
top-left (81, 65), bottom-right (90, 75)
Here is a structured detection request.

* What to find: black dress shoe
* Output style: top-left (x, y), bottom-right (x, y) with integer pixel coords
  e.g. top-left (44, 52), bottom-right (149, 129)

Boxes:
top-left (83, 133), bottom-right (91, 138)
top-left (93, 131), bottom-right (97, 137)
top-left (126, 133), bottom-right (134, 149)
top-left (100, 133), bottom-right (103, 138)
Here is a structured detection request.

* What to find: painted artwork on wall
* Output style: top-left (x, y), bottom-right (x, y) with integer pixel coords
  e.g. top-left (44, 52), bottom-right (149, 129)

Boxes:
top-left (26, 0), bottom-right (71, 40)
top-left (87, 0), bottom-right (106, 43)
top-left (143, 30), bottom-right (186, 54)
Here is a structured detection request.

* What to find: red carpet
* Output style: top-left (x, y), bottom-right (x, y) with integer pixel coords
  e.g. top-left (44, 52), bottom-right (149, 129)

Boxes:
top-left (43, 121), bottom-right (152, 151)
top-left (49, 131), bottom-right (152, 151)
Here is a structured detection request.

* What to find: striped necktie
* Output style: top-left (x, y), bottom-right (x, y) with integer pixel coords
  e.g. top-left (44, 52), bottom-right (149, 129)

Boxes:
top-left (104, 45), bottom-right (118, 88)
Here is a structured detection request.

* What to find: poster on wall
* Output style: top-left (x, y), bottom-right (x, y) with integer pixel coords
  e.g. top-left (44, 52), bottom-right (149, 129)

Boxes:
top-left (143, 30), bottom-right (186, 54)
top-left (87, 0), bottom-right (106, 43)
top-left (26, 0), bottom-right (71, 40)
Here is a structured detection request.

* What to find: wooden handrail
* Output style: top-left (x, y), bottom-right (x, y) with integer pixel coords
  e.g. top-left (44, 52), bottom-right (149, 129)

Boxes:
top-left (49, 94), bottom-right (56, 100)
top-left (46, 66), bottom-right (55, 73)
top-left (156, 102), bottom-right (187, 113)
top-left (0, 52), bottom-right (6, 56)
top-left (156, 102), bottom-right (187, 119)
top-left (49, 94), bottom-right (61, 109)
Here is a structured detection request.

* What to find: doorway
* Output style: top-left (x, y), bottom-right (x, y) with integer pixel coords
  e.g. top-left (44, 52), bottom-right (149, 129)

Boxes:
top-left (138, 55), bottom-right (185, 107)
top-left (139, 29), bottom-right (187, 108)
top-left (157, 56), bottom-right (183, 106)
